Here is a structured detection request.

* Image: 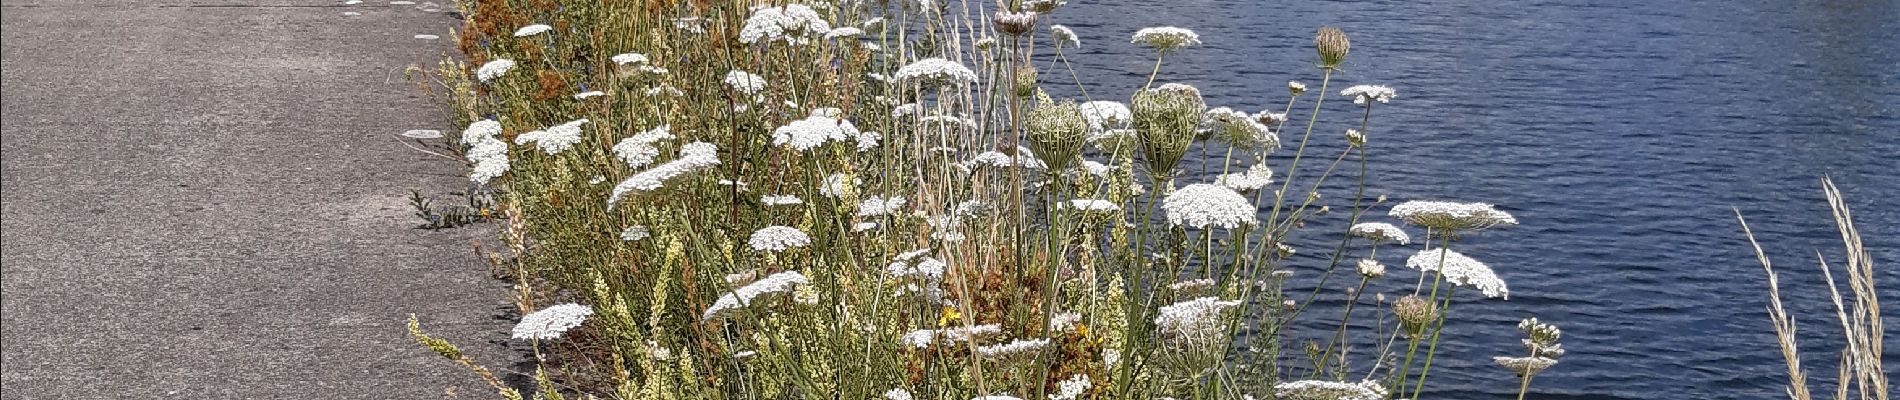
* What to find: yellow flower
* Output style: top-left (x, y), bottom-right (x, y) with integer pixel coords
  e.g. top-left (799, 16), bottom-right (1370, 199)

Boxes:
top-left (938, 306), bottom-right (961, 327)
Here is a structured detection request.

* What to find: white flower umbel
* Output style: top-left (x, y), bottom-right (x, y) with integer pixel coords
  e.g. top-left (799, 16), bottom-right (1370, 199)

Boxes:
top-left (1154, 297), bottom-right (1240, 347)
top-left (702, 271), bottom-right (809, 320)
top-left (823, 26), bottom-right (863, 39)
top-left (1356, 259), bottom-right (1385, 278)
top-left (1388, 200), bottom-right (1518, 232)
top-left (612, 125), bottom-right (674, 169)
top-left (724, 70), bottom-right (767, 96)
top-left (608, 142), bottom-right (721, 206)
top-left (511, 303), bottom-right (594, 341)
top-left (573, 91), bottom-right (605, 100)
top-left (1493, 356), bottom-right (1559, 375)
top-left (966, 146), bottom-right (1047, 170)
top-left (1339, 85), bottom-right (1396, 105)
top-left (475, 59), bottom-right (515, 82)
top-left (761, 195), bottom-right (804, 206)
top-left (1215, 163), bottom-right (1274, 191)
top-left (819, 173), bottom-right (859, 198)
top-left (1063, 199), bottom-right (1120, 213)
top-left (1131, 26), bottom-right (1201, 51)
top-left (1049, 375), bottom-right (1090, 400)
top-left (974, 338), bottom-right (1050, 359)
top-left (1407, 248), bottom-right (1508, 299)
top-left (894, 58), bottom-right (977, 86)
top-left (620, 225), bottom-right (650, 241)
top-left (773, 110), bottom-right (861, 151)
top-left (513, 24), bottom-right (552, 37)
top-left (856, 196), bottom-right (907, 217)
top-left (1203, 107), bottom-right (1279, 150)
top-left (885, 389), bottom-right (914, 400)
top-left (738, 4), bottom-right (831, 44)
top-left (462, 120), bottom-right (510, 184)
top-left (1050, 25), bottom-right (1080, 49)
top-left (901, 323), bottom-right (1002, 348)
top-left (513, 118), bottom-right (589, 155)
top-left (611, 52), bottom-right (648, 65)
top-left (887, 256), bottom-right (945, 280)
top-left (1272, 379), bottom-right (1387, 400)
top-left (1348, 222), bottom-right (1410, 245)
top-left (747, 226), bottom-right (811, 252)
top-left (1079, 101), bottom-right (1131, 132)
top-left (1162, 184), bottom-right (1257, 229)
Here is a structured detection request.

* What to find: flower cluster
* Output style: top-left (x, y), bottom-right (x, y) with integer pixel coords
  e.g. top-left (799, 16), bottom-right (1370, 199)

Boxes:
top-left (1203, 107), bottom-right (1279, 150)
top-left (461, 119), bottom-right (509, 184)
top-left (1348, 222), bottom-right (1411, 245)
top-left (1078, 101), bottom-right (1131, 132)
top-left (1339, 85), bottom-right (1396, 105)
top-left (1406, 248), bottom-right (1509, 299)
top-left (1050, 25), bottom-right (1079, 48)
top-left (1162, 184), bottom-right (1256, 229)
top-left (902, 323), bottom-right (1002, 348)
top-left (608, 142), bottom-right (722, 205)
top-left (1154, 297), bottom-right (1240, 347)
top-left (1216, 163), bottom-right (1275, 191)
top-left (475, 59), bottom-right (515, 82)
top-left (738, 4), bottom-right (831, 44)
top-left (702, 271), bottom-right (809, 320)
top-left (974, 338), bottom-right (1050, 359)
top-left (1272, 380), bottom-right (1386, 400)
top-left (1131, 26), bottom-right (1201, 51)
top-left (1389, 200), bottom-right (1518, 232)
top-left (773, 110), bottom-right (864, 151)
top-left (893, 58), bottom-right (978, 86)
top-left (747, 225), bottom-right (811, 252)
top-left (856, 196), bottom-right (908, 217)
top-left (513, 24), bottom-right (551, 37)
top-left (724, 70), bottom-right (767, 96)
top-left (619, 225), bottom-right (650, 242)
top-left (514, 118), bottom-right (589, 155)
top-left (612, 125), bottom-right (673, 169)
top-left (511, 303), bottom-right (594, 341)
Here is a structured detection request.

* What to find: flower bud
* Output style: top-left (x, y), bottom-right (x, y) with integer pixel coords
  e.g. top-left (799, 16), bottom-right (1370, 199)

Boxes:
top-left (1315, 27), bottom-right (1350, 69)
top-left (1013, 64), bottom-right (1039, 98)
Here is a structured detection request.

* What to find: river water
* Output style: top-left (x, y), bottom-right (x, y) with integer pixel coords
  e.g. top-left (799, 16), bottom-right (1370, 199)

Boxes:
top-left (1038, 1), bottom-right (1897, 398)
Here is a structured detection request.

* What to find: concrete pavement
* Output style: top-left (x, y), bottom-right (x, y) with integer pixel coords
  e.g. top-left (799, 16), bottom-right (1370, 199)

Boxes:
top-left (2, 1), bottom-right (521, 398)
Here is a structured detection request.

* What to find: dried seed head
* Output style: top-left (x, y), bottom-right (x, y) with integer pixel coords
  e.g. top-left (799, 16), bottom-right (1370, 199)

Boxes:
top-left (1013, 64), bottom-right (1040, 98)
top-left (1392, 295), bottom-right (1437, 333)
top-left (992, 11), bottom-right (1037, 37)
top-left (1315, 27), bottom-right (1350, 69)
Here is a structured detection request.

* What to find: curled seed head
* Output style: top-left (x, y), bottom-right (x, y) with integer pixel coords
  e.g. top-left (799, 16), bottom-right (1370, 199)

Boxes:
top-left (1315, 27), bottom-right (1350, 68)
top-left (1392, 295), bottom-right (1437, 333)
top-left (992, 11), bottom-right (1038, 37)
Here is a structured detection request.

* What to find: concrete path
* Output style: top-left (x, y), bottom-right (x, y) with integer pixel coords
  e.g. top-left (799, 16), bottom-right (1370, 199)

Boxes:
top-left (2, 1), bottom-right (519, 398)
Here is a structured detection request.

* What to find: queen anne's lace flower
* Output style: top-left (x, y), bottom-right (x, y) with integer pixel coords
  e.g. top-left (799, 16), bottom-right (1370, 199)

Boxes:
top-left (1493, 356), bottom-right (1559, 375)
top-left (1216, 164), bottom-right (1274, 191)
top-left (761, 194), bottom-right (804, 206)
top-left (1339, 85), bottom-right (1396, 105)
top-left (702, 271), bottom-right (808, 320)
top-left (466, 136), bottom-right (510, 184)
top-left (1050, 25), bottom-right (1080, 49)
top-left (1407, 248), bottom-right (1508, 299)
top-left (476, 59), bottom-right (515, 82)
top-left (856, 196), bottom-right (907, 216)
top-left (885, 389), bottom-right (914, 400)
top-left (738, 4), bottom-right (831, 44)
top-left (1131, 26), bottom-right (1201, 51)
top-left (1154, 297), bottom-right (1240, 346)
top-left (608, 142), bottom-right (721, 206)
top-left (894, 58), bottom-right (977, 86)
top-left (1079, 101), bottom-right (1131, 132)
top-left (611, 52), bottom-right (648, 65)
top-left (824, 27), bottom-right (863, 39)
top-left (513, 119), bottom-right (589, 155)
top-left (901, 323), bottom-right (1002, 348)
top-left (1348, 222), bottom-right (1410, 245)
top-left (1356, 258), bottom-right (1385, 278)
top-left (747, 226), bottom-right (810, 252)
top-left (1272, 380), bottom-right (1387, 400)
top-left (1049, 375), bottom-right (1090, 400)
top-left (620, 225), bottom-right (650, 241)
top-left (967, 147), bottom-right (1047, 170)
top-left (773, 110), bottom-right (861, 151)
top-left (512, 303), bottom-right (593, 341)
top-left (513, 24), bottom-right (552, 37)
top-left (1203, 107), bottom-right (1279, 150)
top-left (724, 70), bottom-right (767, 96)
top-left (974, 338), bottom-right (1050, 359)
top-left (1064, 199), bottom-right (1120, 213)
top-left (1162, 184), bottom-right (1256, 229)
top-left (1389, 200), bottom-right (1518, 231)
top-left (573, 91), bottom-right (605, 100)
top-left (612, 125), bottom-right (673, 169)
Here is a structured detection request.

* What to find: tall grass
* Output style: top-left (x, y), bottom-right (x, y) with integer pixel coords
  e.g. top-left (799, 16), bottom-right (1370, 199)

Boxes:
top-left (404, 1), bottom-right (1562, 399)
top-left (1737, 177), bottom-right (1887, 400)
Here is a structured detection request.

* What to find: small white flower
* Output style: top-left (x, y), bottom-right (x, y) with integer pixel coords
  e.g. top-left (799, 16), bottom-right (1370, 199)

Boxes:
top-left (1356, 258), bottom-right (1385, 278)
top-left (1079, 101), bottom-right (1132, 132)
top-left (476, 59), bottom-right (516, 82)
top-left (1154, 297), bottom-right (1240, 347)
top-left (824, 27), bottom-right (863, 39)
top-left (620, 225), bottom-right (650, 241)
top-left (761, 194), bottom-right (804, 206)
top-left (1050, 25), bottom-right (1080, 49)
top-left (894, 58), bottom-right (977, 86)
top-left (1162, 184), bottom-right (1256, 229)
top-left (885, 388), bottom-right (914, 400)
top-left (852, 222), bottom-right (880, 232)
top-left (1064, 199), bottom-right (1121, 213)
top-left (856, 196), bottom-right (908, 216)
top-left (1388, 200), bottom-right (1517, 231)
top-left (1273, 380), bottom-right (1387, 400)
top-left (702, 271), bottom-right (808, 320)
top-left (724, 70), bottom-right (767, 96)
top-left (611, 52), bottom-right (648, 65)
top-left (748, 225), bottom-right (811, 252)
top-left (608, 142), bottom-right (721, 206)
top-left (1407, 249), bottom-right (1508, 299)
top-left (1288, 80), bottom-right (1307, 93)
top-left (1049, 374), bottom-right (1090, 400)
top-left (513, 24), bottom-right (552, 37)
top-left (855, 131), bottom-right (881, 152)
top-left (1131, 26), bottom-right (1201, 51)
top-left (513, 118), bottom-right (589, 155)
top-left (902, 323), bottom-right (1002, 348)
top-left (1339, 85), bottom-right (1396, 105)
top-left (974, 338), bottom-right (1050, 359)
top-left (738, 4), bottom-right (831, 44)
top-left (612, 125), bottom-right (674, 169)
top-left (773, 109), bottom-right (861, 151)
top-left (1348, 222), bottom-right (1410, 245)
top-left (1216, 163), bottom-right (1275, 191)
top-left (511, 303), bottom-right (593, 341)
top-left (459, 119), bottom-right (503, 146)
top-left (573, 91), bottom-right (605, 100)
